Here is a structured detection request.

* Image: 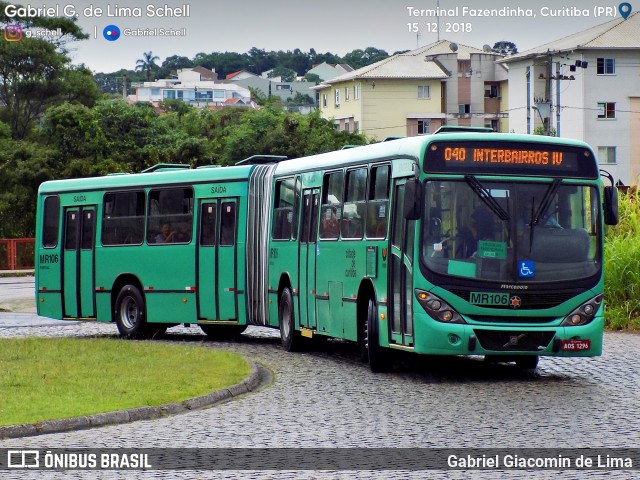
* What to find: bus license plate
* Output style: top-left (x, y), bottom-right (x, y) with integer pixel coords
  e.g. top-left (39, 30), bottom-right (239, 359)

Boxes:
top-left (561, 339), bottom-right (591, 351)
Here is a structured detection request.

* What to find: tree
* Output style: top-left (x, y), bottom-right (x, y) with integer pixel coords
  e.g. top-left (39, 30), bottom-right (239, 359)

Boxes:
top-left (135, 51), bottom-right (160, 81)
top-left (0, 37), bottom-right (66, 139)
top-left (267, 67), bottom-right (297, 82)
top-left (492, 41), bottom-right (518, 55)
top-left (343, 47), bottom-right (389, 69)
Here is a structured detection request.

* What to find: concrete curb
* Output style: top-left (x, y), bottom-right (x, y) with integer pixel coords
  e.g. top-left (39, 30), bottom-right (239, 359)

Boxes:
top-left (0, 361), bottom-right (272, 439)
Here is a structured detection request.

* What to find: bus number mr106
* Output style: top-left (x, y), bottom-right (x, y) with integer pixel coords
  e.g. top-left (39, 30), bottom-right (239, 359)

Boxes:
top-left (444, 147), bottom-right (466, 162)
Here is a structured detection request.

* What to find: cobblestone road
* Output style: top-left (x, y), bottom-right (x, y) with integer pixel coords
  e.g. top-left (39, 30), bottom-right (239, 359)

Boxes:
top-left (1, 313), bottom-right (639, 479)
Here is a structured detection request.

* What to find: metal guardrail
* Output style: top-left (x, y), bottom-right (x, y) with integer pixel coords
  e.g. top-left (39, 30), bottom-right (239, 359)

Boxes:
top-left (0, 238), bottom-right (35, 270)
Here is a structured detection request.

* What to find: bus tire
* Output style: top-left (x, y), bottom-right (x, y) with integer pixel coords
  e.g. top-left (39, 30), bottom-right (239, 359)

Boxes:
top-left (279, 287), bottom-right (301, 352)
top-left (366, 297), bottom-right (387, 372)
top-left (515, 355), bottom-right (539, 370)
top-left (115, 285), bottom-right (148, 339)
top-left (200, 324), bottom-right (246, 340)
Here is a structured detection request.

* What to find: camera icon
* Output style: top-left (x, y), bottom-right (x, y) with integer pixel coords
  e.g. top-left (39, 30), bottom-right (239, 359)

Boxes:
top-left (4, 24), bottom-right (23, 42)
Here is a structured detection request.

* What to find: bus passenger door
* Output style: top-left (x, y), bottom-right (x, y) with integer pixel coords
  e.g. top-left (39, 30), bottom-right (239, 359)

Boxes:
top-left (298, 189), bottom-right (319, 329)
top-left (62, 206), bottom-right (96, 318)
top-left (388, 181), bottom-right (415, 347)
top-left (197, 199), bottom-right (238, 320)
top-left (197, 200), bottom-right (218, 320)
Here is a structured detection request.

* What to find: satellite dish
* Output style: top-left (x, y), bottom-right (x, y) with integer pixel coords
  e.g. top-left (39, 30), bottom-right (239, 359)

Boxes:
top-left (449, 42), bottom-right (458, 52)
top-left (483, 44), bottom-right (492, 52)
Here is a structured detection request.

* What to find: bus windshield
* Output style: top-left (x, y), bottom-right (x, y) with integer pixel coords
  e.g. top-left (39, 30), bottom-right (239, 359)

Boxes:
top-left (421, 179), bottom-right (601, 283)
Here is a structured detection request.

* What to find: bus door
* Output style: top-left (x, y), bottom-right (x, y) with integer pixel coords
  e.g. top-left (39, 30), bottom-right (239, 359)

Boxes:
top-left (298, 189), bottom-right (319, 329)
top-left (388, 181), bottom-right (415, 347)
top-left (62, 206), bottom-right (96, 318)
top-left (197, 199), bottom-right (238, 320)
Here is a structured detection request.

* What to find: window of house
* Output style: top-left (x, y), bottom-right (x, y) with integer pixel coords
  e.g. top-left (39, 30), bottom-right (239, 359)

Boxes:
top-left (213, 90), bottom-right (225, 99)
top-left (459, 104), bottom-right (471, 115)
top-left (418, 119), bottom-right (429, 135)
top-left (335, 88), bottom-right (340, 106)
top-left (276, 84), bottom-right (290, 90)
top-left (345, 87), bottom-right (350, 101)
top-left (151, 88), bottom-right (160, 96)
top-left (147, 188), bottom-right (193, 245)
top-left (322, 94), bottom-right (327, 108)
top-left (102, 191), bottom-right (145, 246)
top-left (597, 58), bottom-right (615, 75)
top-left (344, 121), bottom-right (350, 133)
top-left (598, 146), bottom-right (617, 164)
top-left (319, 171), bottom-right (344, 240)
top-left (597, 102), bottom-right (615, 119)
top-left (418, 85), bottom-right (430, 99)
top-left (163, 90), bottom-right (176, 99)
top-left (354, 84), bottom-right (360, 100)
top-left (484, 85), bottom-right (499, 97)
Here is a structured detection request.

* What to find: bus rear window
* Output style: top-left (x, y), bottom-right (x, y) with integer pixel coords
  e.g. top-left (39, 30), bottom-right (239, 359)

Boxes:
top-left (42, 196), bottom-right (60, 248)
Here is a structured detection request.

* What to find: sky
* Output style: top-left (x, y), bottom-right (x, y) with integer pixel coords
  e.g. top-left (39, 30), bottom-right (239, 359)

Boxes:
top-left (3, 0), bottom-right (635, 73)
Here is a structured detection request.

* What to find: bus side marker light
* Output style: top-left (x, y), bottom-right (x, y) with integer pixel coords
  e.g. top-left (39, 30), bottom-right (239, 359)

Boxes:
top-left (40, 298), bottom-right (44, 303)
top-left (380, 313), bottom-right (386, 320)
top-left (182, 298), bottom-right (187, 303)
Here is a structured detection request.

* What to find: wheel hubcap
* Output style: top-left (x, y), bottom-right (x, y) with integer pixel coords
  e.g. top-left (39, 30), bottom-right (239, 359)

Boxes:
top-left (120, 296), bottom-right (138, 329)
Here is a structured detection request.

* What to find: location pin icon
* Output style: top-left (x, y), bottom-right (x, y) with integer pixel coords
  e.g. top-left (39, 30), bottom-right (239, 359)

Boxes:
top-left (619, 2), bottom-right (632, 19)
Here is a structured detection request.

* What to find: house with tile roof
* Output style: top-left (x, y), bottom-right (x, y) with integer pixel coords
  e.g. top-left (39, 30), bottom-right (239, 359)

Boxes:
top-left (133, 68), bottom-right (254, 109)
top-left (306, 62), bottom-right (354, 81)
top-left (499, 12), bottom-right (640, 184)
top-left (313, 40), bottom-right (507, 139)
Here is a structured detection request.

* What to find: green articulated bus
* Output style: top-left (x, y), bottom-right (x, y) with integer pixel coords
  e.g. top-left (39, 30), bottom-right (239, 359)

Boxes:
top-left (35, 130), bottom-right (618, 371)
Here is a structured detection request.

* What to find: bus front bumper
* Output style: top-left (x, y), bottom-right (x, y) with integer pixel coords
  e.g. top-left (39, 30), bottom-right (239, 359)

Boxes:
top-left (409, 312), bottom-right (603, 357)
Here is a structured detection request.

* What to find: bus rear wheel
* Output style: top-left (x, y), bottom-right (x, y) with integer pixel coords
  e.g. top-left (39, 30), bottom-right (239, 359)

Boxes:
top-left (279, 287), bottom-right (302, 352)
top-left (115, 285), bottom-right (149, 339)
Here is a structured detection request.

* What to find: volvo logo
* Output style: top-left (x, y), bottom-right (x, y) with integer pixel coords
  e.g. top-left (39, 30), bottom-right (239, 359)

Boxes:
top-left (509, 296), bottom-right (522, 309)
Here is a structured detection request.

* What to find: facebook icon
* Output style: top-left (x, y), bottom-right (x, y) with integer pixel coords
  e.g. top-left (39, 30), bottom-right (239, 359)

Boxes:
top-left (519, 261), bottom-right (535, 279)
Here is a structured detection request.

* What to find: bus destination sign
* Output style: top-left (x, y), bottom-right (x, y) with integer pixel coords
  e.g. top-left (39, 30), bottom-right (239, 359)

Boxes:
top-left (424, 141), bottom-right (598, 179)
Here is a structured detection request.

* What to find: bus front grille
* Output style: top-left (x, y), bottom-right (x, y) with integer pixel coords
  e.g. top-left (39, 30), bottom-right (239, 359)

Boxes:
top-left (473, 330), bottom-right (555, 352)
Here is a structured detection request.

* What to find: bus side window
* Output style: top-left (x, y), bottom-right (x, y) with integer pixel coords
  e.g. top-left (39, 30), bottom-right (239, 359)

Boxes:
top-left (272, 178), bottom-right (295, 240)
top-left (342, 168), bottom-right (367, 239)
top-left (366, 165), bottom-right (390, 239)
top-left (147, 188), bottom-right (194, 244)
top-left (102, 191), bottom-right (145, 246)
top-left (42, 196), bottom-right (60, 248)
top-left (319, 171), bottom-right (344, 240)
top-left (220, 201), bottom-right (236, 246)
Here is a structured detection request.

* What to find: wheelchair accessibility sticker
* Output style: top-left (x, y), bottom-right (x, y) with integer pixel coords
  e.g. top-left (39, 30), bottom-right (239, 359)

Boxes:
top-left (518, 260), bottom-right (535, 279)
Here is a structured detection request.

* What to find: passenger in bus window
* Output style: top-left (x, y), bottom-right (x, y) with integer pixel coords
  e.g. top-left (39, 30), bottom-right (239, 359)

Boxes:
top-left (321, 206), bottom-right (340, 238)
top-left (455, 206), bottom-right (494, 258)
top-left (155, 223), bottom-right (176, 243)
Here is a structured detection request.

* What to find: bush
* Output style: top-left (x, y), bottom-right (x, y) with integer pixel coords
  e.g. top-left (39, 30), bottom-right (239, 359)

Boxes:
top-left (604, 190), bottom-right (640, 330)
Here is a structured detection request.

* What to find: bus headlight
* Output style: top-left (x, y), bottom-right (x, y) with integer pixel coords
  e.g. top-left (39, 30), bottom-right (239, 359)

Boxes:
top-left (561, 294), bottom-right (603, 326)
top-left (415, 289), bottom-right (465, 324)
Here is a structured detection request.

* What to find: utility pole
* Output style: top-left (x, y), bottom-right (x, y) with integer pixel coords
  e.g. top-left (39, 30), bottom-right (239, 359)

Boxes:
top-left (122, 73), bottom-right (127, 100)
top-left (555, 61), bottom-right (561, 137)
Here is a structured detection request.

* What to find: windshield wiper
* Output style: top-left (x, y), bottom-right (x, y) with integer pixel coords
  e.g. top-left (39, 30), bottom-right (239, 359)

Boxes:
top-left (464, 175), bottom-right (510, 221)
top-left (531, 178), bottom-right (562, 227)
top-left (528, 178), bottom-right (562, 252)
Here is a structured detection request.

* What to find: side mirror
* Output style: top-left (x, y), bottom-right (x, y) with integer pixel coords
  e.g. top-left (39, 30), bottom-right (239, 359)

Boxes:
top-left (404, 179), bottom-right (422, 220)
top-left (603, 185), bottom-right (618, 226)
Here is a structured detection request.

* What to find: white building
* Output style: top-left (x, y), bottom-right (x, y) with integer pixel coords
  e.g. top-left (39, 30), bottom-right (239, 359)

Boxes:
top-left (134, 68), bottom-right (255, 109)
top-left (500, 12), bottom-right (640, 184)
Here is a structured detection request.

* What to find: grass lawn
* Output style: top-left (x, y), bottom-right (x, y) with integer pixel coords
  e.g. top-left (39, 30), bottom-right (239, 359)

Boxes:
top-left (0, 337), bottom-right (251, 426)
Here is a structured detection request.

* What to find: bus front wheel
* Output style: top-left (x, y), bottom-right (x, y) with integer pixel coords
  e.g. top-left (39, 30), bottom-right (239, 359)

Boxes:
top-left (279, 287), bottom-right (302, 352)
top-left (115, 285), bottom-right (148, 339)
top-left (366, 298), bottom-right (387, 372)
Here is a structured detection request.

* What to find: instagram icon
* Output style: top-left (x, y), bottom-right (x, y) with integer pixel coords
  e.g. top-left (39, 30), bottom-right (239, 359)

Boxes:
top-left (4, 24), bottom-right (23, 41)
